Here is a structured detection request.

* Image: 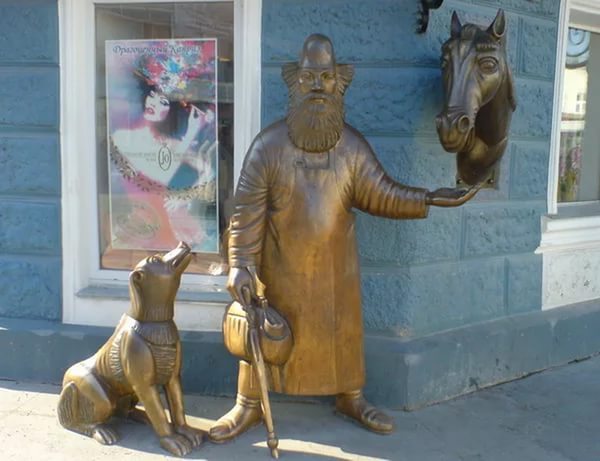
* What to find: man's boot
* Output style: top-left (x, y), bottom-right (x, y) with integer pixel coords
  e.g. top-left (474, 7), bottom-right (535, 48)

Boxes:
top-left (335, 389), bottom-right (395, 434)
top-left (209, 360), bottom-right (263, 442)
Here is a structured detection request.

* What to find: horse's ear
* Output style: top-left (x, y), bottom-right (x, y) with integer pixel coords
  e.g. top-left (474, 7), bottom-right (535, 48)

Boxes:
top-left (451, 11), bottom-right (462, 38)
top-left (488, 9), bottom-right (506, 40)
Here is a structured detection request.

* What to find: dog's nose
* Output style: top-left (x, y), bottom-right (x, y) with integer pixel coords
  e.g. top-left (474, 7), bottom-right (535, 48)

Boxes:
top-left (177, 241), bottom-right (191, 251)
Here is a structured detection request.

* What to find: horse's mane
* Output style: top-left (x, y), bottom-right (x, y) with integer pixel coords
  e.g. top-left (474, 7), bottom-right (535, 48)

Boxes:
top-left (459, 24), bottom-right (502, 49)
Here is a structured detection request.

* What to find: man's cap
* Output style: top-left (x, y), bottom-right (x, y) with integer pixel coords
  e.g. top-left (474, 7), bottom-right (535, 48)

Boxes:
top-left (299, 34), bottom-right (336, 70)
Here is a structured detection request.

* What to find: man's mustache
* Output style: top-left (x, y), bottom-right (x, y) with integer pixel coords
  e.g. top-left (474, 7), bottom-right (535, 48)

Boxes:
top-left (292, 91), bottom-right (338, 106)
top-left (297, 92), bottom-right (336, 105)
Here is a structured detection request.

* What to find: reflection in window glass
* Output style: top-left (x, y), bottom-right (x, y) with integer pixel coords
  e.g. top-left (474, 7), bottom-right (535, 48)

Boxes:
top-left (558, 27), bottom-right (600, 203)
top-left (95, 3), bottom-right (234, 274)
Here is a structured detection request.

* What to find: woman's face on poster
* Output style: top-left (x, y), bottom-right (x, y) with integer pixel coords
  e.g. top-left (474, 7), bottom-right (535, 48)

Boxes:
top-left (144, 90), bottom-right (170, 122)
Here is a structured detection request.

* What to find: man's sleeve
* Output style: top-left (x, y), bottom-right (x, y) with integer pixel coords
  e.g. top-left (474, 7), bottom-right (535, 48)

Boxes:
top-left (228, 135), bottom-right (269, 267)
top-left (351, 135), bottom-right (429, 219)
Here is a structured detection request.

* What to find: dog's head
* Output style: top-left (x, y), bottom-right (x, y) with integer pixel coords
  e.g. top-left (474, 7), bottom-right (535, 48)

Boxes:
top-left (128, 241), bottom-right (192, 321)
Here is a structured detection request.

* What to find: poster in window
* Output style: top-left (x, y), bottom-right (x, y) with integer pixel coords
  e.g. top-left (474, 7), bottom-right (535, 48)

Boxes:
top-left (105, 38), bottom-right (219, 253)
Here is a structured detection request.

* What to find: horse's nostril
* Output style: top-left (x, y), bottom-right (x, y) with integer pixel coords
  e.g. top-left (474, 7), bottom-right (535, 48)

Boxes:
top-left (457, 115), bottom-right (470, 133)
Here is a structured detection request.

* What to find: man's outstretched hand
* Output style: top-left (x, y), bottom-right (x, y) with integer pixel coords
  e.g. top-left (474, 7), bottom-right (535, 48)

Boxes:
top-left (426, 184), bottom-right (481, 207)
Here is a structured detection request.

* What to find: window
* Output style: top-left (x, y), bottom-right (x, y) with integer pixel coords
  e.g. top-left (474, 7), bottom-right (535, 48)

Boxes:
top-left (60, 0), bottom-right (261, 327)
top-left (539, 0), bottom-right (600, 309)
top-left (95, 3), bottom-right (233, 274)
top-left (547, 0), bottom-right (600, 213)
top-left (557, 27), bottom-right (600, 203)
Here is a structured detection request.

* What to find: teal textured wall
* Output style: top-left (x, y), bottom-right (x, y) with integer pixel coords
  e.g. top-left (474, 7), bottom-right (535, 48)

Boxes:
top-left (261, 0), bottom-right (558, 337)
top-left (0, 0), bottom-right (557, 332)
top-left (0, 0), bottom-right (62, 320)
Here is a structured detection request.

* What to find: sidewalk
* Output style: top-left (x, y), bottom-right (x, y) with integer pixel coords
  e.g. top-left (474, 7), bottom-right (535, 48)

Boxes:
top-left (2, 355), bottom-right (600, 461)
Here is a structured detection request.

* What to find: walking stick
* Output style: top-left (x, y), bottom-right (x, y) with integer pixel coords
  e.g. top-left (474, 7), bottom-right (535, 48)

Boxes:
top-left (242, 286), bottom-right (279, 459)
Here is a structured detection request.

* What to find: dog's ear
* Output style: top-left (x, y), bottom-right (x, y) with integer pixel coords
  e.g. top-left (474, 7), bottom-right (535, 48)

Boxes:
top-left (129, 269), bottom-right (144, 308)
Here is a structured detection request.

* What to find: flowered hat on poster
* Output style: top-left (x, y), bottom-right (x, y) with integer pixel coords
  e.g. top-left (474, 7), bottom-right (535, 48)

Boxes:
top-left (134, 40), bottom-right (216, 104)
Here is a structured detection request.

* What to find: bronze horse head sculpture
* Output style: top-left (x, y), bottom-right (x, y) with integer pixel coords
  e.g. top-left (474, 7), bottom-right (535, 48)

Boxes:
top-left (436, 9), bottom-right (516, 186)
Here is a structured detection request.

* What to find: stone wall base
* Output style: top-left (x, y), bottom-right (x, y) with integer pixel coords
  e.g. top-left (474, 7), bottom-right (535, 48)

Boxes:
top-left (2, 300), bottom-right (600, 410)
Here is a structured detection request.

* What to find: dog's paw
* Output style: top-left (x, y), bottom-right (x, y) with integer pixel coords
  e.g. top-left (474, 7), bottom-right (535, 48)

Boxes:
top-left (160, 434), bottom-right (193, 457)
top-left (91, 424), bottom-right (119, 445)
top-left (175, 424), bottom-right (206, 448)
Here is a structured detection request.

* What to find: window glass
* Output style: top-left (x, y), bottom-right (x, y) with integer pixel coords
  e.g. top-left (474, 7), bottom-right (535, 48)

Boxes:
top-left (95, 2), bottom-right (234, 274)
top-left (558, 27), bottom-right (600, 203)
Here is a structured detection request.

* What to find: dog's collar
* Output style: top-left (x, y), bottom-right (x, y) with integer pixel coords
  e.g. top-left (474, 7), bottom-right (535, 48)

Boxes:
top-left (121, 314), bottom-right (179, 346)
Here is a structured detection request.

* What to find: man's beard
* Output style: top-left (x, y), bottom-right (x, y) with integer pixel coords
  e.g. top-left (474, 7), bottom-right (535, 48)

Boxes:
top-left (286, 92), bottom-right (345, 153)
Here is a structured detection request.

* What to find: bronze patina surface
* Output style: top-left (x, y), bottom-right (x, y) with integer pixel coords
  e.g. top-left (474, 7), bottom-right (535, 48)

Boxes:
top-left (210, 33), bottom-right (478, 445)
top-left (57, 242), bottom-right (204, 457)
top-left (436, 9), bottom-right (517, 186)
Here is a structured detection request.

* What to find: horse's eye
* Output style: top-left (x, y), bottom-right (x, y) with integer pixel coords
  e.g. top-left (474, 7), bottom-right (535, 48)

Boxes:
top-left (441, 56), bottom-right (450, 69)
top-left (479, 57), bottom-right (498, 74)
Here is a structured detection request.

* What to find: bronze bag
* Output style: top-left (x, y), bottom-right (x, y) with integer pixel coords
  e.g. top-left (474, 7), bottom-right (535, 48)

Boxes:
top-left (223, 299), bottom-right (293, 366)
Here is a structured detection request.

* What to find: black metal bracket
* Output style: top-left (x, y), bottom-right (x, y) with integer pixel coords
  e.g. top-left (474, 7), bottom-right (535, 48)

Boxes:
top-left (416, 0), bottom-right (444, 34)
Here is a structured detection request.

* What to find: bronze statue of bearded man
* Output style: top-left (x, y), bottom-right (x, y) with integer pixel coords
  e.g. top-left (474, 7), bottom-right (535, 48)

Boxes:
top-left (210, 33), bottom-right (478, 441)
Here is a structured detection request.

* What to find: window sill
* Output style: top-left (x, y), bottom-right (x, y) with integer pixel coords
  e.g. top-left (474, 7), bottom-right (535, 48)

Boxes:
top-left (67, 284), bottom-right (230, 330)
top-left (537, 203), bottom-right (600, 254)
top-left (77, 284), bottom-right (231, 304)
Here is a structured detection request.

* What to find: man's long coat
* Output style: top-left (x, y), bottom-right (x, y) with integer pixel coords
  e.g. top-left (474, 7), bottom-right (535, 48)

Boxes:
top-left (229, 120), bottom-right (428, 395)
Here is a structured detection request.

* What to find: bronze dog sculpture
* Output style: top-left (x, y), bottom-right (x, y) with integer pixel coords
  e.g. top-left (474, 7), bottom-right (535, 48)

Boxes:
top-left (436, 9), bottom-right (516, 185)
top-left (57, 242), bottom-right (204, 457)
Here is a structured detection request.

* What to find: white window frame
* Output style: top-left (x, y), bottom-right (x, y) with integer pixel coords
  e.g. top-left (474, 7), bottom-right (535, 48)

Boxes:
top-left (546, 0), bottom-right (600, 216)
top-left (541, 0), bottom-right (600, 249)
top-left (59, 0), bottom-right (262, 328)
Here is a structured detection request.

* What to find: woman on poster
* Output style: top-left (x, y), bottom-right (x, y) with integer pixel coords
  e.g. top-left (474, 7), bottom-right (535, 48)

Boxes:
top-left (107, 40), bottom-right (219, 253)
